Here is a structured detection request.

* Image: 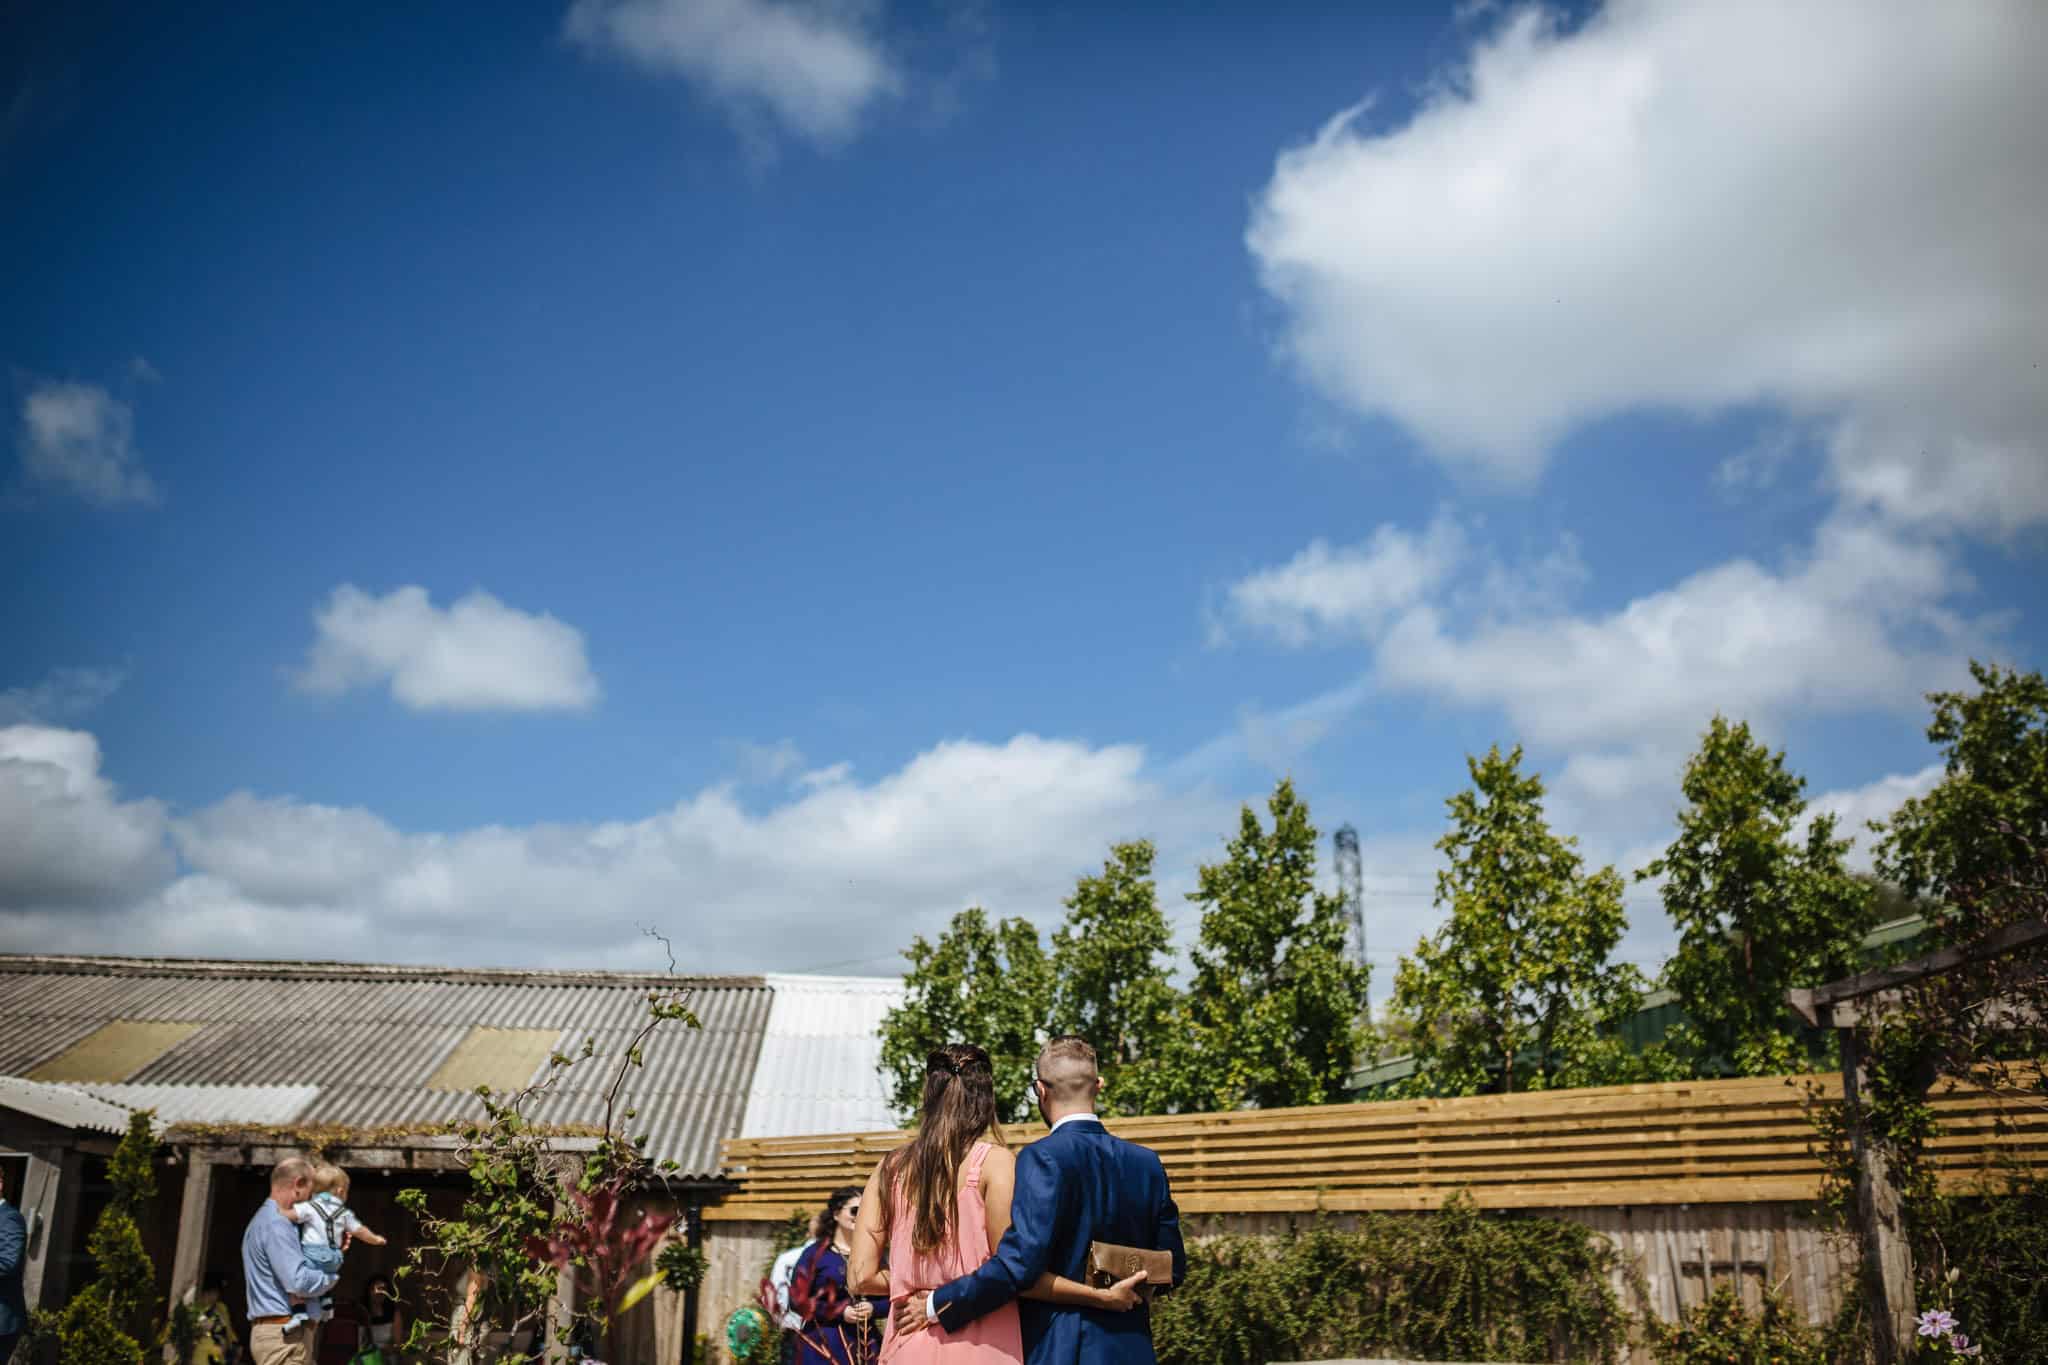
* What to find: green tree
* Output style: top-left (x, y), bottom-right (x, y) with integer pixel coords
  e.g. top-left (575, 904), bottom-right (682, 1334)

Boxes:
top-left (1645, 717), bottom-right (1874, 1075)
top-left (1394, 746), bottom-right (1647, 1095)
top-left (879, 907), bottom-right (1053, 1122)
top-left (54, 1109), bottom-right (159, 1365)
top-left (1048, 841), bottom-right (1181, 1116)
top-left (1876, 661), bottom-right (2048, 914)
top-left (1165, 779), bottom-right (1367, 1112)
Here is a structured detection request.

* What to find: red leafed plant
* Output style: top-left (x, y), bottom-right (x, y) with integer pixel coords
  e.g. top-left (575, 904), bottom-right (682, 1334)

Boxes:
top-left (526, 1174), bottom-right (677, 1352)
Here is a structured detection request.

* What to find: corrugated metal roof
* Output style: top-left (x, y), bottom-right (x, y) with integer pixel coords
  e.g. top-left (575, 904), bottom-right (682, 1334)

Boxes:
top-left (740, 975), bottom-right (905, 1138)
top-left (0, 955), bottom-right (772, 1177)
top-left (77, 1083), bottom-right (323, 1126)
top-left (0, 1074), bottom-right (136, 1135)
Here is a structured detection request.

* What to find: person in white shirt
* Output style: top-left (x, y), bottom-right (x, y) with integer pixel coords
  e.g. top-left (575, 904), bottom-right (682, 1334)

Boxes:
top-left (767, 1235), bottom-right (817, 1364)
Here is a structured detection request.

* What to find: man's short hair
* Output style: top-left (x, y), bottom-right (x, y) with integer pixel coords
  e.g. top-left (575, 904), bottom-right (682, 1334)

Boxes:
top-left (269, 1155), bottom-right (315, 1191)
top-left (1036, 1035), bottom-right (1100, 1101)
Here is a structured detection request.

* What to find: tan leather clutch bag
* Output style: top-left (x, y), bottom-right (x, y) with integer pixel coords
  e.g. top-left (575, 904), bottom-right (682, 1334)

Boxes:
top-left (1085, 1241), bottom-right (1173, 1299)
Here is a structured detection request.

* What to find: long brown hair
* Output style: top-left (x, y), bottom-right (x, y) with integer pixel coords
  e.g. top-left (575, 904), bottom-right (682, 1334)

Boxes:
top-left (880, 1043), bottom-right (1004, 1253)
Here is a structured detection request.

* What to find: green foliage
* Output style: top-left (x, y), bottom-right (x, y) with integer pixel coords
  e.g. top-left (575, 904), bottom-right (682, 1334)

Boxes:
top-left (879, 906), bottom-right (1053, 1122)
top-left (53, 1109), bottom-right (161, 1363)
top-left (656, 1239), bottom-right (707, 1292)
top-left (164, 1299), bottom-right (200, 1365)
top-left (1876, 660), bottom-right (2048, 907)
top-left (106, 1109), bottom-right (157, 1213)
top-left (1157, 779), bottom-right (1367, 1112)
top-left (1048, 840), bottom-right (1179, 1116)
top-left (51, 1291), bottom-right (144, 1365)
top-left (1151, 1197), bottom-right (1626, 1365)
top-left (1804, 663), bottom-right (2048, 1362)
top-left (1643, 1284), bottom-right (1827, 1365)
top-left (398, 977), bottom-right (701, 1356)
top-left (774, 1209), bottom-right (812, 1252)
top-left (82, 1212), bottom-right (152, 1342)
top-left (1394, 746), bottom-right (1649, 1096)
top-left (1646, 717), bottom-right (1874, 1076)
top-left (1917, 1170), bottom-right (2048, 1363)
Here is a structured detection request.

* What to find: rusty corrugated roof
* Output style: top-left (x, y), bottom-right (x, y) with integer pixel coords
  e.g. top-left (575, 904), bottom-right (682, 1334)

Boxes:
top-left (0, 954), bottom-right (772, 1178)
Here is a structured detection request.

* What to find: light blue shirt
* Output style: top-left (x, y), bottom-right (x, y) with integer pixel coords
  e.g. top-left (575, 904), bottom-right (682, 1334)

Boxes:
top-left (241, 1200), bottom-right (336, 1318)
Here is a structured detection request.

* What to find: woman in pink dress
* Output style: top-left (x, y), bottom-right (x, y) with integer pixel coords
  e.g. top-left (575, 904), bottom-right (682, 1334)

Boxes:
top-left (847, 1044), bottom-right (1143, 1363)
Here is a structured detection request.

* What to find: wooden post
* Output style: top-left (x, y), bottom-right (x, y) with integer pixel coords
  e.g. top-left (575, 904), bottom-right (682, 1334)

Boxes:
top-left (1842, 1030), bottom-right (1915, 1362)
top-left (546, 1154), bottom-right (585, 1363)
top-left (677, 1201), bottom-right (701, 1365)
top-left (169, 1149), bottom-right (219, 1306)
top-left (16, 1150), bottom-right (62, 1309)
top-left (23, 1148), bottom-right (84, 1310)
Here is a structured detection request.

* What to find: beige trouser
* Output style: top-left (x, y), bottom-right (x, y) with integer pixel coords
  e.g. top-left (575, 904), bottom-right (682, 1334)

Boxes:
top-left (249, 1321), bottom-right (312, 1365)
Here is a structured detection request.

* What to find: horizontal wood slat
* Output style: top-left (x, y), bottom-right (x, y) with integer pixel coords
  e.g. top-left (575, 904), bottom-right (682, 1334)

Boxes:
top-left (704, 1070), bottom-right (2046, 1222)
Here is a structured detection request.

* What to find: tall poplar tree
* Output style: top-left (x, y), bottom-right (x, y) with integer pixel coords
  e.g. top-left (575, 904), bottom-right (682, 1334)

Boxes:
top-left (1394, 745), bottom-right (1646, 1095)
top-left (1645, 716), bottom-right (1874, 1075)
top-left (1165, 779), bottom-right (1367, 1112)
top-left (878, 907), bottom-right (1052, 1122)
top-left (1048, 840), bottom-right (1180, 1116)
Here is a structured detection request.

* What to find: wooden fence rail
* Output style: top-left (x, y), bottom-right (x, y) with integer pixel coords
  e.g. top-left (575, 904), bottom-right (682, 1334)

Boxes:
top-left (706, 1071), bottom-right (2047, 1222)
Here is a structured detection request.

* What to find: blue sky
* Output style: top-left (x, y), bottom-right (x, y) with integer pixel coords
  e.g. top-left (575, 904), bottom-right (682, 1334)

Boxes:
top-left (4, 0), bottom-right (2044, 980)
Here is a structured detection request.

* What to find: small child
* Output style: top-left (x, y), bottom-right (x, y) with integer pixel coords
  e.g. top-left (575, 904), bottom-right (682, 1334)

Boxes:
top-left (287, 1161), bottom-right (388, 1332)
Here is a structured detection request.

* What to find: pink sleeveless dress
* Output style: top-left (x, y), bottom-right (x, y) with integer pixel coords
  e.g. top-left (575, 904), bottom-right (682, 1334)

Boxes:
top-left (880, 1141), bottom-right (1025, 1363)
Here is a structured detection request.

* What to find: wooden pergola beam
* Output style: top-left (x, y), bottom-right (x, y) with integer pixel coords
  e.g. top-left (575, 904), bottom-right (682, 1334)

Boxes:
top-left (1788, 918), bottom-right (2048, 1029)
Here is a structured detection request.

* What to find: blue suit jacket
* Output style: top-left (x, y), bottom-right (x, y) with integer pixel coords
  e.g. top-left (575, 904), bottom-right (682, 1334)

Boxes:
top-left (0, 1199), bottom-right (27, 1336)
top-left (929, 1119), bottom-right (1185, 1365)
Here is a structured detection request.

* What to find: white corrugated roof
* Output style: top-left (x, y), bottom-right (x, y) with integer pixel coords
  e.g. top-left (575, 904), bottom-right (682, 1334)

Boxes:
top-left (77, 1083), bottom-right (322, 1127)
top-left (740, 975), bottom-right (905, 1138)
top-left (0, 1074), bottom-right (138, 1135)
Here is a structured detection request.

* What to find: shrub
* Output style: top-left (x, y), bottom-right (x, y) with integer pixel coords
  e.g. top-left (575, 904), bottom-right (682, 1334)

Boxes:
top-left (1152, 1195), bottom-right (1627, 1365)
top-left (1644, 1284), bottom-right (1826, 1365)
top-left (51, 1291), bottom-right (145, 1365)
top-left (53, 1111), bottom-right (160, 1365)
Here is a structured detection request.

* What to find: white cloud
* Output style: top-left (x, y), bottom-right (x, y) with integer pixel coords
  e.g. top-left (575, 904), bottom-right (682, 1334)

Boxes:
top-left (1217, 509), bottom-right (1990, 912)
top-left (564, 0), bottom-right (900, 146)
top-left (0, 726), bottom-right (172, 910)
top-left (1801, 764), bottom-right (1945, 872)
top-left (1219, 512), bottom-right (1467, 646)
top-left (294, 585), bottom-right (601, 713)
top-left (0, 730), bottom-right (1231, 971)
top-left (1375, 515), bottom-right (1981, 755)
top-left (0, 667), bottom-right (125, 726)
top-left (17, 382), bottom-right (159, 505)
top-left (730, 738), bottom-right (806, 784)
top-left (1246, 0), bottom-right (2048, 533)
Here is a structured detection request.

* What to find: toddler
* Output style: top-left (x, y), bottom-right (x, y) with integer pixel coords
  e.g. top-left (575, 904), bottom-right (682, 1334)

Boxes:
top-left (287, 1161), bottom-right (388, 1332)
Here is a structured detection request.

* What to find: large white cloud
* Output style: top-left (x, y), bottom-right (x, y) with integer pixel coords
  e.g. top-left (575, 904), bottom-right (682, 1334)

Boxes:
top-left (0, 730), bottom-right (1231, 972)
top-left (1247, 0), bottom-right (2048, 534)
top-left (294, 585), bottom-right (602, 713)
top-left (565, 0), bottom-right (900, 147)
top-left (0, 727), bottom-right (172, 910)
top-left (1375, 515), bottom-right (1979, 755)
top-left (17, 382), bottom-right (159, 506)
top-left (1218, 507), bottom-right (1990, 871)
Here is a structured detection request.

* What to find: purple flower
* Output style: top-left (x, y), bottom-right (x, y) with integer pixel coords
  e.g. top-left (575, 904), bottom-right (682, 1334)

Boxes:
top-left (1917, 1309), bottom-right (1956, 1338)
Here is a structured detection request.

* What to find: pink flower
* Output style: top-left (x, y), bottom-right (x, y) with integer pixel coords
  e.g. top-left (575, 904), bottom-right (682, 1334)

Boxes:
top-left (1916, 1309), bottom-right (1956, 1339)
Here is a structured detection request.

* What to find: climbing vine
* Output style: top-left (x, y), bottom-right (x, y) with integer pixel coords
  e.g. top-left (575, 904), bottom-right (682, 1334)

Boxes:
top-left (1151, 1197), bottom-right (1627, 1365)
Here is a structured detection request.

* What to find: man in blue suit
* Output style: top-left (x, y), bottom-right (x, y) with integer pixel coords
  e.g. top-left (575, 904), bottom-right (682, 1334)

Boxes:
top-left (894, 1036), bottom-right (1185, 1365)
top-left (0, 1164), bottom-right (28, 1365)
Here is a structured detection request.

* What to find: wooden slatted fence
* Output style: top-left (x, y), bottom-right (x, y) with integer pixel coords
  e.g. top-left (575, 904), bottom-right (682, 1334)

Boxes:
top-left (707, 1070), bottom-right (2046, 1221)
